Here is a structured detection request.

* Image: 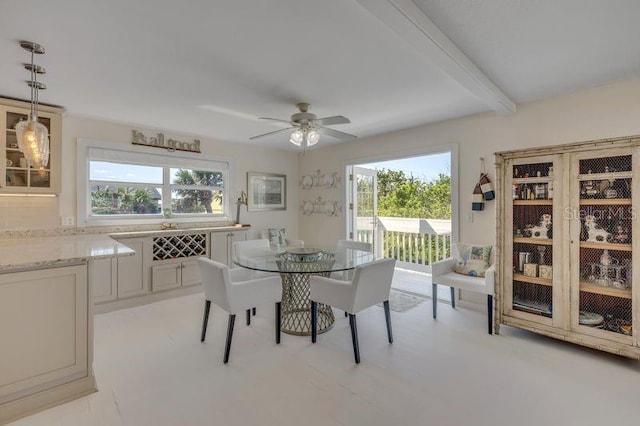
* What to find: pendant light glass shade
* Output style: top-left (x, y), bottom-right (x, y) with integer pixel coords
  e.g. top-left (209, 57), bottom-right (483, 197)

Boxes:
top-left (306, 129), bottom-right (320, 146)
top-left (15, 40), bottom-right (49, 169)
top-left (15, 119), bottom-right (49, 167)
top-left (289, 129), bottom-right (304, 146)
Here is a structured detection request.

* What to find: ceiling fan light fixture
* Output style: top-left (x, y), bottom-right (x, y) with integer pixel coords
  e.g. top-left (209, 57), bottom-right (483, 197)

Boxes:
top-left (306, 129), bottom-right (320, 146)
top-left (289, 129), bottom-right (304, 146)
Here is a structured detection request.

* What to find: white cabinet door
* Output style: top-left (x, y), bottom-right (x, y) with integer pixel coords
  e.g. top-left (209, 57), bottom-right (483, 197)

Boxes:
top-left (211, 231), bottom-right (247, 266)
top-left (91, 257), bottom-right (117, 304)
top-left (117, 239), bottom-right (148, 298)
top-left (0, 265), bottom-right (88, 403)
top-left (181, 260), bottom-right (201, 286)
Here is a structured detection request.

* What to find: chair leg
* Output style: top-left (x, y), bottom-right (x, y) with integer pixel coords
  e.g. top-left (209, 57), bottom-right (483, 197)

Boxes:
top-left (311, 301), bottom-right (318, 343)
top-left (344, 311), bottom-right (348, 317)
top-left (246, 309), bottom-right (251, 326)
top-left (487, 294), bottom-right (494, 335)
top-left (450, 287), bottom-right (456, 309)
top-left (252, 307), bottom-right (257, 316)
top-left (349, 314), bottom-right (360, 364)
top-left (432, 283), bottom-right (438, 319)
top-left (383, 300), bottom-right (393, 343)
top-left (223, 314), bottom-right (236, 364)
top-left (201, 300), bottom-right (211, 342)
top-left (275, 302), bottom-right (281, 344)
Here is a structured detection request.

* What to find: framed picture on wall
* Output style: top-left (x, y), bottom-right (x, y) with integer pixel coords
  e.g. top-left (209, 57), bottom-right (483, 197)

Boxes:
top-left (247, 172), bottom-right (286, 211)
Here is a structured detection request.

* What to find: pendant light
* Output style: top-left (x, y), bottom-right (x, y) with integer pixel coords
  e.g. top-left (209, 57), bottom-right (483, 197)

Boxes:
top-left (14, 41), bottom-right (49, 168)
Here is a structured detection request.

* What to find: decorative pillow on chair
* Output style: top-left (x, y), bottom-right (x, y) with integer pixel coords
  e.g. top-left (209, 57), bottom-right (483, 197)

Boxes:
top-left (452, 244), bottom-right (492, 277)
top-left (267, 228), bottom-right (286, 248)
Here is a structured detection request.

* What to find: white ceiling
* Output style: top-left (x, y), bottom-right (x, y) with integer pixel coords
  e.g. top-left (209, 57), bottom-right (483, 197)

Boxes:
top-left (1, 0), bottom-right (639, 151)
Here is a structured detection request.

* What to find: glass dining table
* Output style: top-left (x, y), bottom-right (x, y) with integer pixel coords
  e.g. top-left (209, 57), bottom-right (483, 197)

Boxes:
top-left (234, 246), bottom-right (374, 336)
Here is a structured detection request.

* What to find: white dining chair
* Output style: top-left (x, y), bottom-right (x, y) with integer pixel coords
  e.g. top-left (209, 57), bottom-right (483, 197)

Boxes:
top-left (198, 258), bottom-right (282, 364)
top-left (309, 258), bottom-right (396, 363)
top-left (336, 239), bottom-right (373, 316)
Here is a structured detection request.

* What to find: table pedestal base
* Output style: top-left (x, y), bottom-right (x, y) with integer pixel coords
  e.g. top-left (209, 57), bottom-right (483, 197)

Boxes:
top-left (279, 271), bottom-right (335, 336)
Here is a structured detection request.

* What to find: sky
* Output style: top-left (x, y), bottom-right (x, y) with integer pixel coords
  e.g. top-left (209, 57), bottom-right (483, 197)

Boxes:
top-left (360, 152), bottom-right (451, 182)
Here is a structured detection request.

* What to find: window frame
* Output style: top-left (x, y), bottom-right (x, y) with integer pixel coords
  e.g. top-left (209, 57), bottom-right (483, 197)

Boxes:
top-left (77, 139), bottom-right (234, 226)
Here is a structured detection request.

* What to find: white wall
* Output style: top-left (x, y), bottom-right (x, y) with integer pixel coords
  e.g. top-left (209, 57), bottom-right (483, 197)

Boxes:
top-left (298, 77), bottom-right (640, 246)
top-left (0, 115), bottom-right (301, 239)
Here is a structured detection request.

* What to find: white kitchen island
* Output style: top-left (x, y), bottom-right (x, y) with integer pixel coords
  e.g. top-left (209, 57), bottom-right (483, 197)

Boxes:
top-left (0, 235), bottom-right (134, 424)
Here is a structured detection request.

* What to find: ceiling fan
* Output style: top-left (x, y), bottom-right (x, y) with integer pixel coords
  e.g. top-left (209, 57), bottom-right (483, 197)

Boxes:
top-left (250, 103), bottom-right (357, 148)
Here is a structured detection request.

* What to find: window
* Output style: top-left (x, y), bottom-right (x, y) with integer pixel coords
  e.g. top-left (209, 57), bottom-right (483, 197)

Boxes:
top-left (78, 141), bottom-right (231, 225)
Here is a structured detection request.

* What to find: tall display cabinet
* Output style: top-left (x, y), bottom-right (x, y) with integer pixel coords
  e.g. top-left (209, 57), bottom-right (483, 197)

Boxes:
top-left (496, 135), bottom-right (640, 358)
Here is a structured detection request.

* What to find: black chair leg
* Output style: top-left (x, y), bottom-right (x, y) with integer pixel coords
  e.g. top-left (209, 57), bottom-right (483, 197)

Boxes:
top-left (383, 300), bottom-right (393, 343)
top-left (349, 314), bottom-right (360, 364)
top-left (311, 301), bottom-right (318, 343)
top-left (487, 294), bottom-right (494, 335)
top-left (432, 283), bottom-right (438, 319)
top-left (253, 307), bottom-right (257, 316)
top-left (275, 302), bottom-right (281, 344)
top-left (201, 300), bottom-right (211, 342)
top-left (344, 311), bottom-right (348, 317)
top-left (246, 309), bottom-right (251, 326)
top-left (450, 287), bottom-right (456, 309)
top-left (223, 314), bottom-right (236, 364)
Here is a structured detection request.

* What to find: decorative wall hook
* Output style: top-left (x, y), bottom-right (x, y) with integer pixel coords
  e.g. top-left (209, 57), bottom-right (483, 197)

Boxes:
top-left (301, 196), bottom-right (342, 216)
top-left (300, 169), bottom-right (341, 189)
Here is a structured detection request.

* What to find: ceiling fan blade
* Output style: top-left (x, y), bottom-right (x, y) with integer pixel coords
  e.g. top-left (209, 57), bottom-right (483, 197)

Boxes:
top-left (250, 127), bottom-right (294, 140)
top-left (314, 115), bottom-right (351, 126)
top-left (258, 117), bottom-right (292, 124)
top-left (318, 126), bottom-right (357, 141)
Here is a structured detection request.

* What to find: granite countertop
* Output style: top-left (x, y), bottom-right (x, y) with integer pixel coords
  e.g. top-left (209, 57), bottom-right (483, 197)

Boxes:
top-left (0, 234), bottom-right (135, 272)
top-left (109, 224), bottom-right (251, 239)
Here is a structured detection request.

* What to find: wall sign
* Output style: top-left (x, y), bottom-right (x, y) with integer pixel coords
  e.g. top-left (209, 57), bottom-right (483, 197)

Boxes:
top-left (131, 130), bottom-right (201, 153)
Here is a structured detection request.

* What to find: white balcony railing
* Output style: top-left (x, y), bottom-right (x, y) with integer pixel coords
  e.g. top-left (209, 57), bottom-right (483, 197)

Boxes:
top-left (355, 216), bottom-right (452, 273)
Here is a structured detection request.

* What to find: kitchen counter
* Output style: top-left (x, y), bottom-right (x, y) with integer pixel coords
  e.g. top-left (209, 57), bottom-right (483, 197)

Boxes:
top-left (109, 223), bottom-right (251, 239)
top-left (0, 234), bottom-right (134, 273)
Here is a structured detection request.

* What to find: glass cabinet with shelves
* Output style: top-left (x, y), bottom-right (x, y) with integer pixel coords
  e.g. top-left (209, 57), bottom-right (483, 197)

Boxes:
top-left (497, 137), bottom-right (640, 359)
top-left (0, 98), bottom-right (62, 194)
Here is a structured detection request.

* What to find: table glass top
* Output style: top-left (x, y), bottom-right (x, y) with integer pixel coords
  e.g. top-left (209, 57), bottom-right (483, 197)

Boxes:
top-left (233, 246), bottom-right (375, 273)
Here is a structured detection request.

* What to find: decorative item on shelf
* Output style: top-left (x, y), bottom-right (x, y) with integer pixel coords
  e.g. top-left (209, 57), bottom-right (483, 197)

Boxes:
top-left (612, 225), bottom-right (630, 243)
top-left (235, 190), bottom-right (247, 224)
top-left (539, 265), bottom-right (553, 280)
top-left (300, 196), bottom-right (342, 216)
top-left (14, 40), bottom-right (49, 169)
top-left (517, 252), bottom-right (532, 273)
top-left (299, 169), bottom-right (341, 189)
top-left (529, 214), bottom-right (552, 239)
top-left (537, 246), bottom-right (547, 265)
top-left (583, 215), bottom-right (611, 242)
top-left (523, 263), bottom-right (538, 278)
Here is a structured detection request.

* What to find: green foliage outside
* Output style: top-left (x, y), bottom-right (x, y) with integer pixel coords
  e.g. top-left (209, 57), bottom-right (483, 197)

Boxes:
top-left (92, 186), bottom-right (160, 215)
top-left (376, 168), bottom-right (451, 219)
top-left (373, 168), bottom-right (452, 263)
top-left (172, 170), bottom-right (223, 214)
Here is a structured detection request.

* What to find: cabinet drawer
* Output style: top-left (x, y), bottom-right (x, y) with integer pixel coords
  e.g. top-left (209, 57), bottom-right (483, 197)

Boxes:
top-left (152, 263), bottom-right (181, 291)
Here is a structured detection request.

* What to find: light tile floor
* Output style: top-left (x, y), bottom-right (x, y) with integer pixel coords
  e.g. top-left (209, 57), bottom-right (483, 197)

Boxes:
top-left (9, 269), bottom-right (640, 426)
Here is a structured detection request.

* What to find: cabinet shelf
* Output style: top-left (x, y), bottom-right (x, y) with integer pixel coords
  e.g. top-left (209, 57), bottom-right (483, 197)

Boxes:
top-left (579, 198), bottom-right (631, 205)
top-left (512, 177), bottom-right (552, 184)
top-left (513, 237), bottom-right (553, 245)
top-left (579, 241), bottom-right (632, 251)
top-left (578, 171), bottom-right (632, 181)
top-left (513, 199), bottom-right (553, 206)
top-left (513, 274), bottom-right (552, 286)
top-left (580, 282), bottom-right (632, 299)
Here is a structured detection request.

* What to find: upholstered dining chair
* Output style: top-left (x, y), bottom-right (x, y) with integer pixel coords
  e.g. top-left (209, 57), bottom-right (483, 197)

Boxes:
top-left (309, 258), bottom-right (396, 364)
top-left (197, 258), bottom-right (282, 364)
top-left (336, 239), bottom-right (374, 317)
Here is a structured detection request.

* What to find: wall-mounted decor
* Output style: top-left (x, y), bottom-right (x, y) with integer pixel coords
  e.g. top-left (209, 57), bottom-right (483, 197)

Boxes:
top-left (301, 196), bottom-right (342, 216)
top-left (131, 130), bottom-right (201, 153)
top-left (247, 172), bottom-right (286, 211)
top-left (300, 169), bottom-right (341, 189)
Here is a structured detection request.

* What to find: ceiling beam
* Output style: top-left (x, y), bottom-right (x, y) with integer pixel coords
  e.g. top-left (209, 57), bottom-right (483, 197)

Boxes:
top-left (356, 0), bottom-right (516, 114)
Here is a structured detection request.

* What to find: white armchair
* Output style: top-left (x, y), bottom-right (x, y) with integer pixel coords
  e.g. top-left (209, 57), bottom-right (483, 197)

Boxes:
top-left (198, 258), bottom-right (282, 364)
top-left (309, 258), bottom-right (396, 363)
top-left (431, 244), bottom-right (495, 334)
